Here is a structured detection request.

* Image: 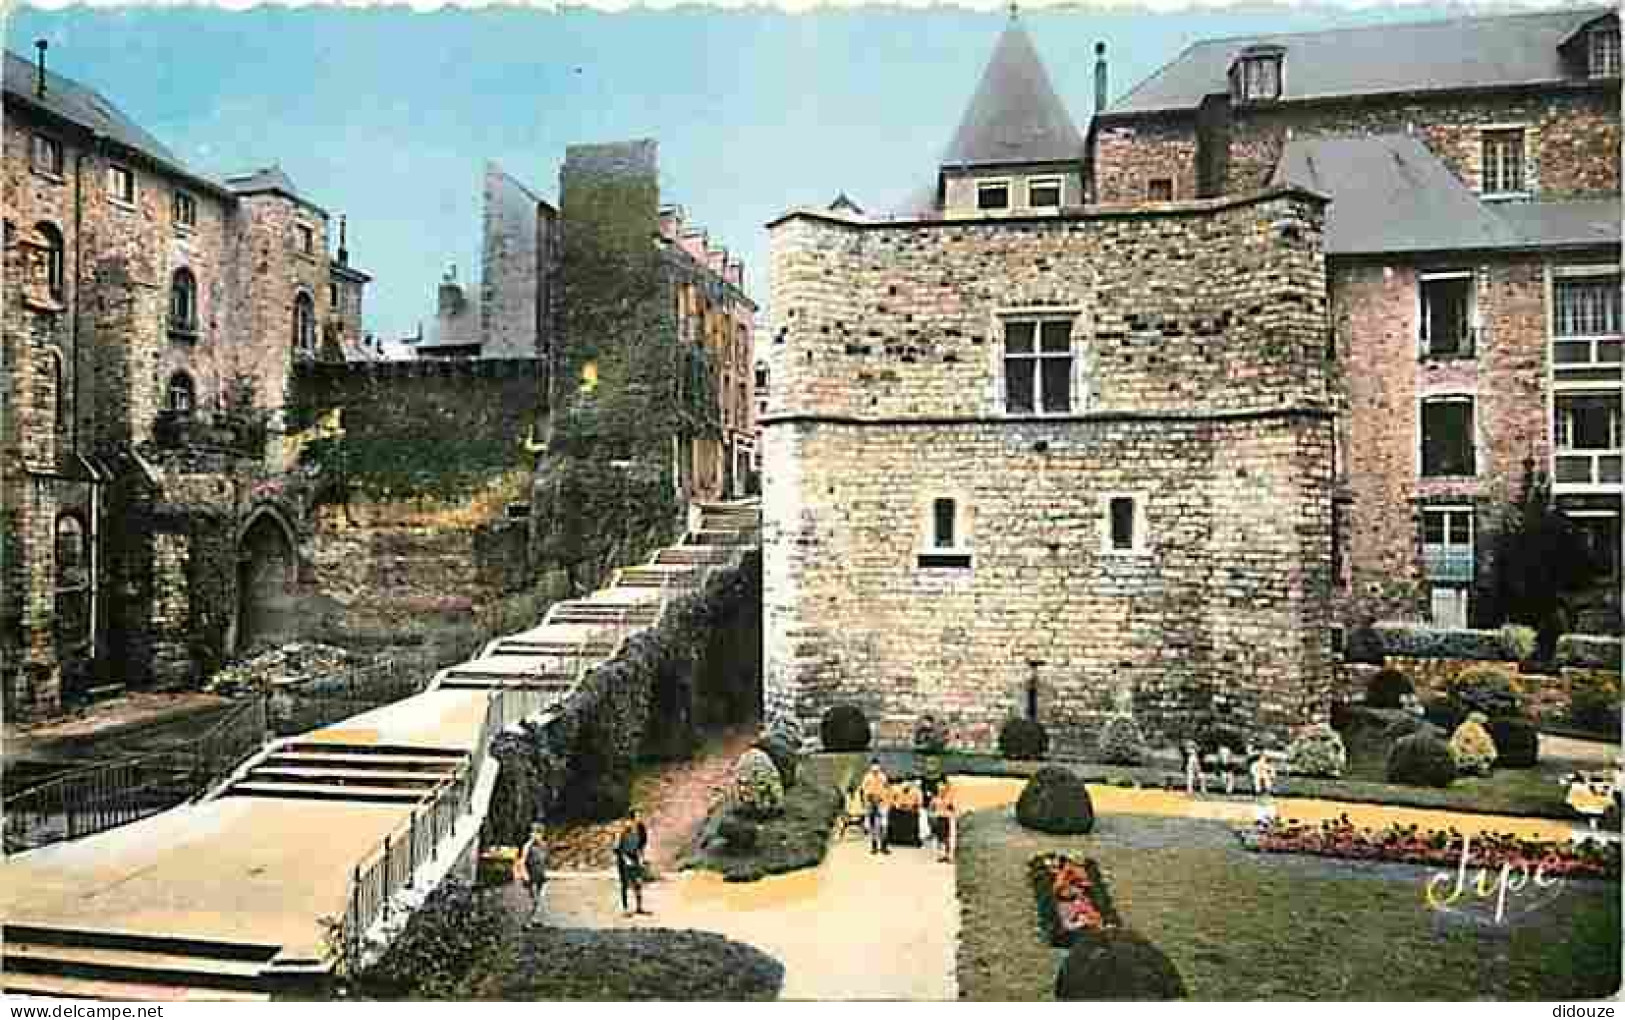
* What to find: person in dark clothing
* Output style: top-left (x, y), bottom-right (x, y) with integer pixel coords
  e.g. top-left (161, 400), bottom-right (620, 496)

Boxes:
top-left (614, 811), bottom-right (651, 917)
top-left (513, 825), bottom-right (549, 927)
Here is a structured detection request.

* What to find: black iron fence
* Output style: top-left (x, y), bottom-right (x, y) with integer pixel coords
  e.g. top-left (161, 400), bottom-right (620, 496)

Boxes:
top-left (3, 696), bottom-right (269, 855)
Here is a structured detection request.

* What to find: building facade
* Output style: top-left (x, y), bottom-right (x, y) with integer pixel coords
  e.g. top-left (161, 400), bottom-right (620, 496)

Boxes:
top-left (2, 46), bottom-right (370, 715)
top-left (763, 18), bottom-right (1336, 752)
top-left (1091, 7), bottom-right (1622, 633)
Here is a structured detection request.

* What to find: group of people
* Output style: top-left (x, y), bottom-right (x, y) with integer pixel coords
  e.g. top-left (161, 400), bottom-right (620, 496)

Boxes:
top-left (512, 809), bottom-right (653, 927)
top-left (853, 758), bottom-right (958, 863)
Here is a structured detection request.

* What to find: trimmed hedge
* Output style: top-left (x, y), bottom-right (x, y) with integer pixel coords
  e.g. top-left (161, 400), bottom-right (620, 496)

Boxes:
top-left (998, 717), bottom-right (1049, 760)
top-left (717, 815), bottom-right (759, 854)
top-left (1054, 928), bottom-right (1187, 1001)
top-left (1365, 668), bottom-right (1414, 709)
top-left (1447, 667), bottom-right (1525, 719)
top-left (1016, 766), bottom-right (1095, 835)
top-left (1557, 634), bottom-right (1623, 670)
top-left (1569, 669), bottom-right (1622, 734)
top-left (1096, 715), bottom-right (1150, 766)
top-left (1285, 724), bottom-right (1347, 778)
top-left (1371, 623), bottom-right (1514, 662)
top-left (1387, 732), bottom-right (1458, 788)
top-left (357, 880), bottom-right (507, 997)
top-left (1487, 716), bottom-right (1539, 768)
top-left (820, 704), bottom-right (872, 752)
top-left (482, 927), bottom-right (784, 1000)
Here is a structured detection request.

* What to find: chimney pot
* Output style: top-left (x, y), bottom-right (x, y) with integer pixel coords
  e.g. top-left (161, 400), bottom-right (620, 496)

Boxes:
top-left (1094, 41), bottom-right (1108, 113)
top-left (34, 39), bottom-right (48, 99)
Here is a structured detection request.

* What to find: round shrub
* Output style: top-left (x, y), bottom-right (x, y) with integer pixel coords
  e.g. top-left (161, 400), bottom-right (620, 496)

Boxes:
top-left (819, 704), bottom-right (872, 752)
top-left (1487, 716), bottom-right (1539, 768)
top-left (1387, 732), bottom-right (1458, 787)
top-left (753, 731), bottom-right (799, 789)
top-left (1054, 928), bottom-right (1186, 1001)
top-left (913, 715), bottom-right (949, 755)
top-left (1285, 723), bottom-right (1347, 778)
top-left (1448, 667), bottom-right (1525, 719)
top-left (1016, 766), bottom-right (1095, 835)
top-left (1096, 714), bottom-right (1149, 766)
top-left (733, 748), bottom-right (785, 820)
top-left (1499, 623), bottom-right (1538, 663)
top-left (998, 717), bottom-right (1049, 760)
top-left (1365, 668), bottom-right (1415, 709)
top-left (1449, 712), bottom-right (1498, 776)
top-left (717, 815), bottom-right (759, 854)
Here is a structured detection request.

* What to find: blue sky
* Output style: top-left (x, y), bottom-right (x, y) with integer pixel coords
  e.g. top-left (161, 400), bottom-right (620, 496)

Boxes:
top-left (8, 2), bottom-right (1524, 339)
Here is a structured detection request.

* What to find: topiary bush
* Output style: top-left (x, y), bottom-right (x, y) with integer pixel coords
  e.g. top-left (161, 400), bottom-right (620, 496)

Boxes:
top-left (733, 748), bottom-right (785, 820)
top-left (1054, 928), bottom-right (1187, 1001)
top-left (1448, 667), bottom-right (1525, 719)
top-left (998, 717), bottom-right (1049, 760)
top-left (1500, 623), bottom-right (1538, 663)
top-left (1387, 732), bottom-right (1458, 787)
top-left (1365, 668), bottom-right (1415, 709)
top-left (1448, 712), bottom-right (1498, 776)
top-left (913, 715), bottom-right (949, 755)
top-left (1016, 766), bottom-right (1095, 835)
top-left (1285, 723), bottom-right (1347, 778)
top-left (819, 704), bottom-right (872, 752)
top-left (717, 814), bottom-right (759, 854)
top-left (357, 879), bottom-right (508, 997)
top-left (1487, 716), bottom-right (1539, 768)
top-left (1095, 714), bottom-right (1149, 765)
top-left (753, 731), bottom-right (799, 789)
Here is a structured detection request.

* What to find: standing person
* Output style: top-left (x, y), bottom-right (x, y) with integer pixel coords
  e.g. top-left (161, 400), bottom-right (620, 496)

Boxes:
top-left (931, 778), bottom-right (958, 863)
top-left (860, 759), bottom-right (891, 855)
top-left (614, 812), bottom-right (651, 917)
top-left (512, 824), bottom-right (550, 928)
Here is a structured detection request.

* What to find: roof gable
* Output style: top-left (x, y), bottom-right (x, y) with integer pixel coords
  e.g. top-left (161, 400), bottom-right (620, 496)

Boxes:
top-left (942, 16), bottom-right (1084, 169)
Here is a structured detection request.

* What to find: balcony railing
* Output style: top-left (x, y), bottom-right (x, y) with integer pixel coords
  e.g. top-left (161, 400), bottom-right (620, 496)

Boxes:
top-left (1423, 545), bottom-right (1475, 583)
top-left (1555, 450), bottom-right (1624, 489)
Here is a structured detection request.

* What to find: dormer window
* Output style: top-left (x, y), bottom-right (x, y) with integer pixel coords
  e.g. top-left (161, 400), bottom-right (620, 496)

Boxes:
top-left (977, 181), bottom-right (1011, 211)
top-left (1591, 27), bottom-right (1620, 78)
top-left (1027, 177), bottom-right (1061, 208)
top-left (1232, 47), bottom-right (1283, 102)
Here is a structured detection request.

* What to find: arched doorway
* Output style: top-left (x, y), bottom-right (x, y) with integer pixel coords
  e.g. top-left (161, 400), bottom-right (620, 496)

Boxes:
top-left (237, 509), bottom-right (299, 651)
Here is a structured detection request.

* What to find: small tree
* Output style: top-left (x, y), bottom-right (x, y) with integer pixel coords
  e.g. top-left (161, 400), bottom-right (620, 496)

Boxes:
top-left (1484, 466), bottom-right (1597, 655)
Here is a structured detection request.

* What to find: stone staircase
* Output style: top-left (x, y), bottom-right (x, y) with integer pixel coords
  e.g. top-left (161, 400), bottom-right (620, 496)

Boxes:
top-left (221, 743), bottom-right (464, 805)
top-left (1, 925), bottom-right (279, 1001)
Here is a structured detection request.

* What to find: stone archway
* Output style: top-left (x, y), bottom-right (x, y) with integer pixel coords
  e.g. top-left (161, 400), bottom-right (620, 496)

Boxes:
top-left (236, 507), bottom-right (300, 652)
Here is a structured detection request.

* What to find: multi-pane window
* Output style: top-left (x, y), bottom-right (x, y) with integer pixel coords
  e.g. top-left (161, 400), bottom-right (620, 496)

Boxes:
top-left (1591, 28), bottom-right (1621, 78)
top-left (169, 268), bottom-right (197, 332)
top-left (1481, 130), bottom-right (1525, 196)
top-left (1554, 393), bottom-right (1623, 488)
top-left (165, 372), bottom-right (195, 415)
top-left (1420, 397), bottom-right (1476, 477)
top-left (1028, 178), bottom-right (1061, 208)
top-left (1571, 513), bottom-right (1621, 579)
top-left (1238, 55), bottom-right (1281, 101)
top-left (31, 134), bottom-right (62, 176)
top-left (1420, 272), bottom-right (1475, 357)
top-left (1422, 507), bottom-right (1474, 582)
top-left (296, 223), bottom-right (315, 255)
top-left (1553, 274), bottom-right (1623, 366)
top-left (1147, 178), bottom-right (1173, 202)
top-left (977, 181), bottom-right (1010, 211)
top-left (1003, 318), bottom-right (1073, 414)
top-left (293, 292), bottom-right (316, 354)
top-left (108, 164), bottom-right (136, 204)
top-left (173, 191), bottom-right (197, 228)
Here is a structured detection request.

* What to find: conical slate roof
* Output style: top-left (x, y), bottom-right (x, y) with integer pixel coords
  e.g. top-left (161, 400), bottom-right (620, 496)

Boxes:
top-left (941, 16), bottom-right (1084, 169)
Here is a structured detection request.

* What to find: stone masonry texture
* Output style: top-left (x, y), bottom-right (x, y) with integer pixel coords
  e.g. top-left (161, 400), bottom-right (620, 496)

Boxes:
top-left (763, 189), bottom-right (1337, 754)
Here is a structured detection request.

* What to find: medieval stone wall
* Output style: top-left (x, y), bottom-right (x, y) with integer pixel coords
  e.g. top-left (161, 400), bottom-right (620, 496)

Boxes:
top-left (1092, 115), bottom-right (1200, 204)
top-left (480, 164), bottom-right (546, 360)
top-left (764, 188), bottom-right (1336, 752)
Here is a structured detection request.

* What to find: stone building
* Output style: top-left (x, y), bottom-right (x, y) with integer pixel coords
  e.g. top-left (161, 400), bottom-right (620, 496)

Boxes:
top-left (1, 45), bottom-right (370, 715)
top-left (1092, 7), bottom-right (1622, 632)
top-left (762, 17), bottom-right (1336, 751)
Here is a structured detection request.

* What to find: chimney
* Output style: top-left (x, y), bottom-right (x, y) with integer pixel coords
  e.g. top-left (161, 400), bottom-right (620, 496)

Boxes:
top-left (1094, 42), bottom-right (1107, 113)
top-left (34, 40), bottom-right (48, 99)
top-left (337, 214), bottom-right (349, 267)
top-left (439, 264), bottom-right (464, 315)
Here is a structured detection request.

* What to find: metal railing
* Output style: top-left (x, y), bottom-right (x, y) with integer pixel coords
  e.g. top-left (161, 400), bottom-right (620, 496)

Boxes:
top-left (4, 696), bottom-right (270, 855)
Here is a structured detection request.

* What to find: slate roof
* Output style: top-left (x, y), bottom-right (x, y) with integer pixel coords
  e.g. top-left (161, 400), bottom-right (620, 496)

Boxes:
top-left (1106, 7), bottom-right (1615, 116)
top-left (4, 49), bottom-right (184, 165)
top-left (1271, 134), bottom-right (1621, 256)
top-left (941, 16), bottom-right (1084, 169)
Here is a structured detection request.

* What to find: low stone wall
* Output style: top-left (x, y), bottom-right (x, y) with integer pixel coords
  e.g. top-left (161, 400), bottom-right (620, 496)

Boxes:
top-left (483, 550), bottom-right (762, 843)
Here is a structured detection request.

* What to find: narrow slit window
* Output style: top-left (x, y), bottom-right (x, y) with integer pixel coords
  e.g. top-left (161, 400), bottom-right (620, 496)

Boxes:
top-left (1109, 496), bottom-right (1136, 551)
top-left (933, 498), bottom-right (956, 549)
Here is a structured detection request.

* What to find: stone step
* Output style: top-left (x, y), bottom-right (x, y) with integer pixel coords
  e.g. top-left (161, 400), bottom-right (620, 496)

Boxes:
top-left (1, 972), bottom-right (271, 1002)
top-left (245, 766), bottom-right (447, 786)
top-left (224, 781), bottom-right (432, 804)
top-left (3, 925), bottom-right (279, 964)
top-left (654, 547), bottom-right (733, 565)
top-left (278, 742), bottom-right (466, 759)
top-left (4, 941), bottom-right (270, 991)
top-left (686, 528), bottom-right (745, 546)
top-left (262, 751), bottom-right (462, 771)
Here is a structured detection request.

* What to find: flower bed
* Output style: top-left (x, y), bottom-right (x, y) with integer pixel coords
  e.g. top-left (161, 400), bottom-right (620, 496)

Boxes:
top-left (1027, 853), bottom-right (1122, 947)
top-left (1241, 816), bottom-right (1620, 881)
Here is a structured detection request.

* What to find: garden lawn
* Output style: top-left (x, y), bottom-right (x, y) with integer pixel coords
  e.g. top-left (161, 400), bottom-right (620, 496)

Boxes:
top-left (957, 807), bottom-right (1621, 1001)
